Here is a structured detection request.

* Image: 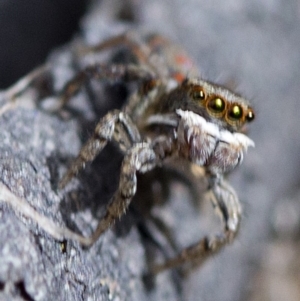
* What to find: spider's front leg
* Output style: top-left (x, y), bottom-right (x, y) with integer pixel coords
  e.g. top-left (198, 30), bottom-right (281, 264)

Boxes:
top-left (151, 178), bottom-right (241, 274)
top-left (80, 142), bottom-right (159, 246)
top-left (60, 127), bottom-right (174, 246)
top-left (79, 134), bottom-right (175, 246)
top-left (59, 106), bottom-right (171, 246)
top-left (59, 109), bottom-right (141, 188)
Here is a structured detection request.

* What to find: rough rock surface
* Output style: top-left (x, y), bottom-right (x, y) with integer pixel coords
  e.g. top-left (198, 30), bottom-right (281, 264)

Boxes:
top-left (0, 0), bottom-right (300, 301)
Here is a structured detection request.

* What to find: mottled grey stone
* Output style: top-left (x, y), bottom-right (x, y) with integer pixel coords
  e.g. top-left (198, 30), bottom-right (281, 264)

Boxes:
top-left (0, 0), bottom-right (299, 300)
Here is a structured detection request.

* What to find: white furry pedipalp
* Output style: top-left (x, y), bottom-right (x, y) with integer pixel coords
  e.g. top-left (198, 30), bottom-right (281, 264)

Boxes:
top-left (176, 109), bottom-right (254, 173)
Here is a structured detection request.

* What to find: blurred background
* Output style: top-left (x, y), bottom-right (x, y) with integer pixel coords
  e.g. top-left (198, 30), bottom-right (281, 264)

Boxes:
top-left (0, 0), bottom-right (88, 88)
top-left (0, 0), bottom-right (299, 300)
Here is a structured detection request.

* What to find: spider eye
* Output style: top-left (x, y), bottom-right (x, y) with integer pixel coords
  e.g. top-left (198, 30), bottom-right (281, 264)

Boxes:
top-left (228, 104), bottom-right (243, 120)
top-left (207, 97), bottom-right (226, 115)
top-left (191, 86), bottom-right (206, 101)
top-left (246, 110), bottom-right (255, 122)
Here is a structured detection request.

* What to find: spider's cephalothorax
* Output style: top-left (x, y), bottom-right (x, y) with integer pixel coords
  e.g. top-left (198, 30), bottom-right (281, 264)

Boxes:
top-left (167, 78), bottom-right (254, 131)
top-left (7, 32), bottom-right (255, 273)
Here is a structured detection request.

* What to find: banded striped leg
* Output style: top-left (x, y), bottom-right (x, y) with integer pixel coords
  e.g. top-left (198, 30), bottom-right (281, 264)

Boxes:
top-left (59, 63), bottom-right (155, 109)
top-left (0, 65), bottom-right (51, 115)
top-left (77, 142), bottom-right (158, 246)
top-left (151, 177), bottom-right (241, 274)
top-left (59, 109), bottom-right (141, 188)
top-left (60, 133), bottom-right (174, 246)
top-left (78, 33), bottom-right (151, 64)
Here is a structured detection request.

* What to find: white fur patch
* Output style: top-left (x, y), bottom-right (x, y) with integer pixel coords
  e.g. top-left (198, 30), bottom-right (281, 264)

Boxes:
top-left (233, 132), bottom-right (255, 149)
top-left (177, 109), bottom-right (255, 151)
top-left (176, 109), bottom-right (219, 137)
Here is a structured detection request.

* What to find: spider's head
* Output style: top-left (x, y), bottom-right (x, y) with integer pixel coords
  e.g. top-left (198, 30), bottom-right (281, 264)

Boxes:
top-left (181, 78), bottom-right (255, 132)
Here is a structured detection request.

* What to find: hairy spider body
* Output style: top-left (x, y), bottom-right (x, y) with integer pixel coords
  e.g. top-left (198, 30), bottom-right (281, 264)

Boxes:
top-left (5, 32), bottom-right (254, 273)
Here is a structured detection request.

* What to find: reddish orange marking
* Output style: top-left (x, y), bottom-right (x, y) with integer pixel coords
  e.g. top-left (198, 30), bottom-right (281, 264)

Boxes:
top-left (174, 54), bottom-right (194, 68)
top-left (172, 72), bottom-right (186, 83)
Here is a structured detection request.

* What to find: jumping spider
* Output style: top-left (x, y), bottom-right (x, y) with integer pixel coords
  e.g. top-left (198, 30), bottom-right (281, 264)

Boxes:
top-left (4, 32), bottom-right (255, 273)
top-left (54, 32), bottom-right (255, 273)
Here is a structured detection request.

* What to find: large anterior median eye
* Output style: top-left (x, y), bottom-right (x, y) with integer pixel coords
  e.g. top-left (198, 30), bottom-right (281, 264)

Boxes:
top-left (207, 96), bottom-right (226, 116)
top-left (227, 104), bottom-right (243, 120)
top-left (190, 85), bottom-right (206, 102)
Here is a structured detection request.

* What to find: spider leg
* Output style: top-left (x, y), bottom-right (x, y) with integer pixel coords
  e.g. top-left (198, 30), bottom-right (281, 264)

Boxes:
top-left (150, 177), bottom-right (241, 274)
top-left (77, 142), bottom-right (158, 246)
top-left (4, 64), bottom-right (51, 100)
top-left (59, 109), bottom-right (141, 188)
top-left (60, 134), bottom-right (175, 246)
top-left (0, 64), bottom-right (51, 115)
top-left (78, 32), bottom-right (151, 64)
top-left (59, 63), bottom-right (156, 109)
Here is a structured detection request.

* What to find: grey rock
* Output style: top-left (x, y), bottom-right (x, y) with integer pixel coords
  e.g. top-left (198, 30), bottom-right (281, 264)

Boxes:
top-left (0, 0), bottom-right (299, 300)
